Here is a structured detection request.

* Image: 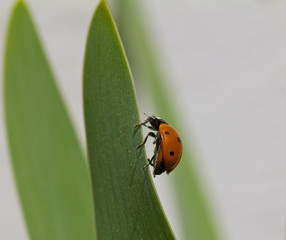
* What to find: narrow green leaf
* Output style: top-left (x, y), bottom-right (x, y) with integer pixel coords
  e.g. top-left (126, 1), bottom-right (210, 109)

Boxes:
top-left (4, 2), bottom-right (96, 240)
top-left (115, 0), bottom-right (221, 239)
top-left (83, 1), bottom-right (175, 239)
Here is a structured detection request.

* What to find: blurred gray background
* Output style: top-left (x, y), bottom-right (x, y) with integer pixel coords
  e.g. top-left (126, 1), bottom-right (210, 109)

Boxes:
top-left (1, 0), bottom-right (286, 239)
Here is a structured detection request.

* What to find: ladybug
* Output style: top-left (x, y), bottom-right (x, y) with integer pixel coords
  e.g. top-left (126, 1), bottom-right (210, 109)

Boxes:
top-left (135, 114), bottom-right (183, 177)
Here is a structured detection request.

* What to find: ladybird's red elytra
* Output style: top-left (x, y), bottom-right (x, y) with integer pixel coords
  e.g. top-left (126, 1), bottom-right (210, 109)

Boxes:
top-left (135, 114), bottom-right (183, 177)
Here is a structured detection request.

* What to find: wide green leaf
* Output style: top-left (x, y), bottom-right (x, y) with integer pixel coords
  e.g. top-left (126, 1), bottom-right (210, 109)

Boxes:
top-left (83, 1), bottom-right (175, 239)
top-left (4, 2), bottom-right (96, 240)
top-left (115, 0), bottom-right (221, 239)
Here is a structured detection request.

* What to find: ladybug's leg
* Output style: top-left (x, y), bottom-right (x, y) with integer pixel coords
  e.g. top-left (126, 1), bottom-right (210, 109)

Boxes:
top-left (148, 158), bottom-right (155, 166)
top-left (143, 143), bottom-right (160, 169)
top-left (146, 126), bottom-right (155, 131)
top-left (134, 118), bottom-right (151, 128)
top-left (143, 158), bottom-right (154, 169)
top-left (143, 156), bottom-right (156, 169)
top-left (134, 123), bottom-right (154, 131)
top-left (136, 132), bottom-right (156, 149)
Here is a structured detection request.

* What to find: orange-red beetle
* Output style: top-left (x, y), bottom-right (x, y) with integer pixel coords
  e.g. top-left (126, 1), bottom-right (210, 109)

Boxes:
top-left (135, 114), bottom-right (183, 177)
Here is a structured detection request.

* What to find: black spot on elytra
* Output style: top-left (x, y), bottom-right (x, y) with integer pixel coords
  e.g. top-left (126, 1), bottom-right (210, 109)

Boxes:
top-left (169, 151), bottom-right (174, 156)
top-left (177, 137), bottom-right (181, 143)
top-left (165, 131), bottom-right (170, 135)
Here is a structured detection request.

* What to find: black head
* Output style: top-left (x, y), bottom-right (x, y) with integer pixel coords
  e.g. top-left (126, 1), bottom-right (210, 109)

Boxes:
top-left (146, 115), bottom-right (167, 131)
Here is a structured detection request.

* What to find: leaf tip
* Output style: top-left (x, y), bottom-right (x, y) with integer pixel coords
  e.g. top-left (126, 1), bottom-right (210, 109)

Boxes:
top-left (7, 0), bottom-right (29, 28)
top-left (97, 0), bottom-right (111, 12)
top-left (13, 0), bottom-right (26, 12)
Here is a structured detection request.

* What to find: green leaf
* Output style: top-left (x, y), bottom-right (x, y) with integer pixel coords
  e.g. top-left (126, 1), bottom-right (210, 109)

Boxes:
top-left (3, 2), bottom-right (96, 240)
top-left (115, 1), bottom-right (221, 239)
top-left (83, 1), bottom-right (175, 239)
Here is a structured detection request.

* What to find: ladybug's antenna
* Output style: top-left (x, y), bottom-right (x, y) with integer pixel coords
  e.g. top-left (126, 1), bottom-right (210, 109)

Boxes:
top-left (144, 113), bottom-right (150, 118)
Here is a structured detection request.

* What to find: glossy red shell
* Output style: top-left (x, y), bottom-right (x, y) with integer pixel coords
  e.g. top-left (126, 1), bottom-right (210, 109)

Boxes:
top-left (158, 123), bottom-right (183, 174)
